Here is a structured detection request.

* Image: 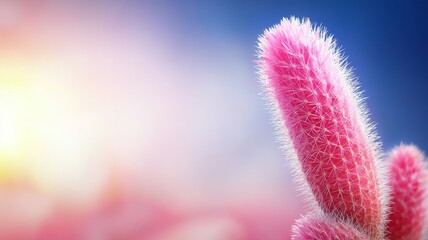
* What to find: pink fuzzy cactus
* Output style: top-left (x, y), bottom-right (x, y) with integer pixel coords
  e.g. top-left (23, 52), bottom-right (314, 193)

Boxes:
top-left (257, 17), bottom-right (386, 237)
top-left (386, 145), bottom-right (428, 240)
top-left (292, 214), bottom-right (368, 240)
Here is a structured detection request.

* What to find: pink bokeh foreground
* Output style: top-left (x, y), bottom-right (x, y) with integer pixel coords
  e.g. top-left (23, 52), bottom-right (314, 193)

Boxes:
top-left (0, 167), bottom-right (299, 240)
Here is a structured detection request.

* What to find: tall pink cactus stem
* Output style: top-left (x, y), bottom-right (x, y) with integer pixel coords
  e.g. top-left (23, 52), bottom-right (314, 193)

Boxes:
top-left (386, 145), bottom-right (428, 240)
top-left (257, 17), bottom-right (386, 237)
top-left (292, 214), bottom-right (368, 240)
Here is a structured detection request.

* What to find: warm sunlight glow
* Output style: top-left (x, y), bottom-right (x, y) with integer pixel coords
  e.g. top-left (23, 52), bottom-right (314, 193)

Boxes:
top-left (0, 101), bottom-right (19, 155)
top-left (0, 54), bottom-right (109, 203)
top-left (0, 61), bottom-right (31, 181)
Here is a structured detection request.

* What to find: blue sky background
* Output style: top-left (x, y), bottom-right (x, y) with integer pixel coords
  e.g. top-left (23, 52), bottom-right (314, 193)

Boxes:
top-left (143, 0), bottom-right (428, 153)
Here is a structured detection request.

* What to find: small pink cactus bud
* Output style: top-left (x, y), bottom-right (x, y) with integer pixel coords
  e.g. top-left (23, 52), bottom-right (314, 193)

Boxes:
top-left (386, 145), bottom-right (428, 240)
top-left (257, 17), bottom-right (386, 237)
top-left (292, 214), bottom-right (368, 240)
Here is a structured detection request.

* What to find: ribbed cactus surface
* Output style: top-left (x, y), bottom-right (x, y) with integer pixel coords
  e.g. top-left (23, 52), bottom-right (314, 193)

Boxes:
top-left (386, 145), bottom-right (428, 240)
top-left (292, 215), bottom-right (368, 240)
top-left (257, 17), bottom-right (384, 237)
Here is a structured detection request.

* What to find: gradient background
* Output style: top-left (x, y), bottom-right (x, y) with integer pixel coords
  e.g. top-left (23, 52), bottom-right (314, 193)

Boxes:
top-left (0, 1), bottom-right (427, 239)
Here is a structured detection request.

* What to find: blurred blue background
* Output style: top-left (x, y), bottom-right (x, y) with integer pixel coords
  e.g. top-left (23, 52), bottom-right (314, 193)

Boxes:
top-left (144, 0), bottom-right (428, 152)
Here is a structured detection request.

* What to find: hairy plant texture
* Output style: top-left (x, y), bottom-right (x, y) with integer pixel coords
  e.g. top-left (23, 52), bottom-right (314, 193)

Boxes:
top-left (386, 145), bottom-right (428, 240)
top-left (257, 17), bottom-right (386, 237)
top-left (292, 214), bottom-right (368, 240)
